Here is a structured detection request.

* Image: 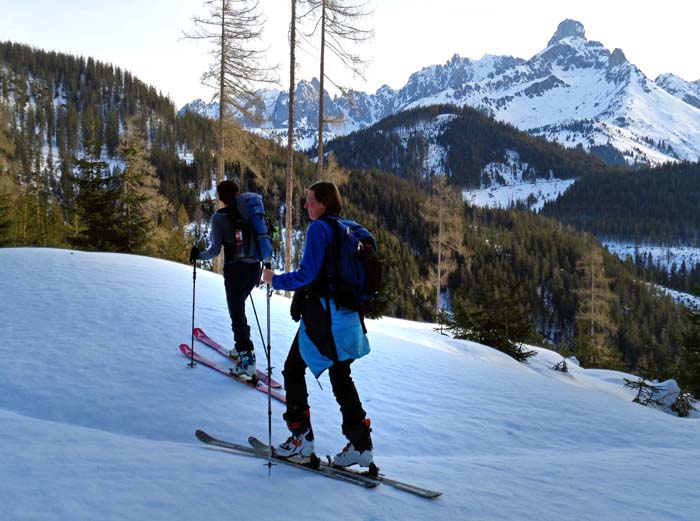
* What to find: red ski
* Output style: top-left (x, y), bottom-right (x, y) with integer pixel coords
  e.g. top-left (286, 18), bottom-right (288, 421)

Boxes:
top-left (179, 344), bottom-right (285, 404)
top-left (193, 328), bottom-right (282, 389)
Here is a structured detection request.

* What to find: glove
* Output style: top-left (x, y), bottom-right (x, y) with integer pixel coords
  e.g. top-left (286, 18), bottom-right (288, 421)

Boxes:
top-left (290, 289), bottom-right (307, 322)
top-left (189, 245), bottom-right (200, 264)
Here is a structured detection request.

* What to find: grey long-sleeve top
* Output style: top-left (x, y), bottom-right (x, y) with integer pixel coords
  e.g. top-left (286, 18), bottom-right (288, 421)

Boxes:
top-left (198, 206), bottom-right (261, 264)
top-left (198, 209), bottom-right (230, 261)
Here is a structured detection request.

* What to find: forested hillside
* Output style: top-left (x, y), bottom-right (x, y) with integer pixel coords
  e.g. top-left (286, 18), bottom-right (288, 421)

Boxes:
top-left (541, 161), bottom-right (700, 298)
top-left (333, 169), bottom-right (691, 380)
top-left (456, 208), bottom-right (686, 374)
top-left (541, 161), bottom-right (700, 246)
top-left (321, 104), bottom-right (612, 187)
top-left (0, 41), bottom-right (216, 256)
top-left (0, 41), bottom-right (429, 321)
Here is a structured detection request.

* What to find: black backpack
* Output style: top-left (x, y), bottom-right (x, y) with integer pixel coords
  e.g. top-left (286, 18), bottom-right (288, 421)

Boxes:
top-left (226, 193), bottom-right (273, 262)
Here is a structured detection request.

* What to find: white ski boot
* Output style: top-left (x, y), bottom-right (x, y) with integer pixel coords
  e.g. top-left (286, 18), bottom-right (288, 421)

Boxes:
top-left (332, 418), bottom-right (374, 468)
top-left (275, 428), bottom-right (315, 459)
top-left (332, 442), bottom-right (374, 468)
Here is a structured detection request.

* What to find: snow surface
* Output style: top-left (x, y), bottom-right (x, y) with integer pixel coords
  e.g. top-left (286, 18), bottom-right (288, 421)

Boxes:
top-left (1, 248), bottom-right (699, 521)
top-left (603, 240), bottom-right (700, 272)
top-left (651, 284), bottom-right (700, 310)
top-left (462, 150), bottom-right (577, 211)
top-left (463, 177), bottom-right (575, 212)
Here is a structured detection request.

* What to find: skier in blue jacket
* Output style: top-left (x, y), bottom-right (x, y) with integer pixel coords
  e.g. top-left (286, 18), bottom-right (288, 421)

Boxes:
top-left (261, 181), bottom-right (374, 468)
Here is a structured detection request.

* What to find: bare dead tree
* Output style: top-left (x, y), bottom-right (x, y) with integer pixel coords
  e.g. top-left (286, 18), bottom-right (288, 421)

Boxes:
top-left (302, 0), bottom-right (373, 180)
top-left (184, 0), bottom-right (276, 272)
top-left (184, 0), bottom-right (276, 186)
top-left (623, 377), bottom-right (664, 406)
top-left (285, 0), bottom-right (299, 274)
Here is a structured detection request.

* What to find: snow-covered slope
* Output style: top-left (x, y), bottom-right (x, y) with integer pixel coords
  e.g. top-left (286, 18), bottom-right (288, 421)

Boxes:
top-left (181, 19), bottom-right (700, 166)
top-left (656, 73), bottom-right (700, 109)
top-left (1, 248), bottom-right (699, 521)
top-left (463, 149), bottom-right (577, 211)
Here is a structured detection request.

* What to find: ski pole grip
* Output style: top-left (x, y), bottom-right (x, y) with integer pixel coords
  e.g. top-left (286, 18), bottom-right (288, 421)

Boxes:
top-left (263, 262), bottom-right (272, 290)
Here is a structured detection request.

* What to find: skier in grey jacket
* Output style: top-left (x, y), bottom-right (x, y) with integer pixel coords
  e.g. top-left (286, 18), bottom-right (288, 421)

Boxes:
top-left (189, 180), bottom-right (261, 377)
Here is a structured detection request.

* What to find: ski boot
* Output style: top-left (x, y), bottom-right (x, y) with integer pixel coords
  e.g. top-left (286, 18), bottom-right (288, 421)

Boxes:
top-left (229, 349), bottom-right (256, 378)
top-left (333, 418), bottom-right (375, 470)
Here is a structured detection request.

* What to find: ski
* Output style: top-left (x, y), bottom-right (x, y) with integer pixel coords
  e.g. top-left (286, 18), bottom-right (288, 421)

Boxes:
top-left (193, 327), bottom-right (282, 388)
top-left (194, 430), bottom-right (377, 488)
top-left (249, 437), bottom-right (441, 499)
top-left (179, 344), bottom-right (286, 404)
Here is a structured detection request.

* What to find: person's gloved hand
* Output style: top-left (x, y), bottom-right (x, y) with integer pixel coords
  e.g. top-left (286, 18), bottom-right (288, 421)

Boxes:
top-left (290, 289), bottom-right (307, 322)
top-left (189, 245), bottom-right (200, 264)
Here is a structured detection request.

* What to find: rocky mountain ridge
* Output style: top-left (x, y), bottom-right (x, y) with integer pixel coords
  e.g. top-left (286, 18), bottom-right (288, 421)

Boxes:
top-left (180, 19), bottom-right (700, 166)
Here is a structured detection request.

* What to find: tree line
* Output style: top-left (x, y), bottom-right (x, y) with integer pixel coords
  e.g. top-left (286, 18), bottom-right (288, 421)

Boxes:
top-left (541, 161), bottom-right (700, 246)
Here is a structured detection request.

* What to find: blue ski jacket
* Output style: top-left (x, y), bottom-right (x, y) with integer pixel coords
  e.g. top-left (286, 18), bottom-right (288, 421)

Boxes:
top-left (272, 219), bottom-right (370, 377)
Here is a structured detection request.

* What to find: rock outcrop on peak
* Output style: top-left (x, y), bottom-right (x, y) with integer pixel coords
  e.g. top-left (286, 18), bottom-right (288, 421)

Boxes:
top-left (547, 19), bottom-right (587, 46)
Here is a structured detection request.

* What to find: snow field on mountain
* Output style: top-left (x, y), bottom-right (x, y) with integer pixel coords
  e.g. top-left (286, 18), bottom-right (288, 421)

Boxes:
top-left (1, 247), bottom-right (699, 521)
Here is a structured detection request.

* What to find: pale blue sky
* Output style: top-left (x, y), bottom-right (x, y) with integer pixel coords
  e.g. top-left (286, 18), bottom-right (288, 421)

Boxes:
top-left (1, 0), bottom-right (697, 108)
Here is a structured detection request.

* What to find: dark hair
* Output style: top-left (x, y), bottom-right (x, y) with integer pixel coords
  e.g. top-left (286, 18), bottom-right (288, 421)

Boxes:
top-left (217, 180), bottom-right (239, 205)
top-left (309, 181), bottom-right (342, 216)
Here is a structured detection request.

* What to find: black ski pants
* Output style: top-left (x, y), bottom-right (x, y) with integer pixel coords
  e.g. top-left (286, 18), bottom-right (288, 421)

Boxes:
top-left (223, 261), bottom-right (261, 352)
top-left (283, 330), bottom-right (367, 436)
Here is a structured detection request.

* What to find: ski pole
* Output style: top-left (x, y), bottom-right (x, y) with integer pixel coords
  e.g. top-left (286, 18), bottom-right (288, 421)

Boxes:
top-left (189, 247), bottom-right (197, 368)
top-left (265, 261), bottom-right (273, 473)
top-left (249, 296), bottom-right (266, 351)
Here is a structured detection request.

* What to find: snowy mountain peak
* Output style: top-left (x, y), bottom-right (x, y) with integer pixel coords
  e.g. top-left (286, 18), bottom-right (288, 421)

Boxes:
top-left (177, 97), bottom-right (219, 119)
top-left (180, 19), bottom-right (700, 167)
top-left (655, 73), bottom-right (700, 109)
top-left (547, 19), bottom-right (586, 46)
top-left (609, 48), bottom-right (628, 67)
top-left (295, 78), bottom-right (319, 98)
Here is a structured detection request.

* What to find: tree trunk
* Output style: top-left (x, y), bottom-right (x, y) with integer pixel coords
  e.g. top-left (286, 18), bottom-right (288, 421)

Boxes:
top-left (217, 1), bottom-right (226, 186)
top-left (436, 190), bottom-right (443, 318)
top-left (316, 0), bottom-right (326, 181)
top-left (285, 0), bottom-right (297, 273)
top-left (590, 251), bottom-right (595, 338)
top-left (215, 0), bottom-right (227, 273)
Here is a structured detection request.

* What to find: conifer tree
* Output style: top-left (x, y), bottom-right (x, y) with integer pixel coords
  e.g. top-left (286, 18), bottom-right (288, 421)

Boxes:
top-left (71, 150), bottom-right (122, 251)
top-left (323, 151), bottom-right (348, 187)
top-left (573, 243), bottom-right (619, 367)
top-left (421, 174), bottom-right (467, 318)
top-left (0, 107), bottom-right (17, 245)
top-left (677, 307), bottom-right (700, 397)
top-left (449, 269), bottom-right (537, 362)
top-left (218, 116), bottom-right (276, 195)
top-left (117, 123), bottom-right (171, 254)
top-left (105, 109), bottom-right (121, 157)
